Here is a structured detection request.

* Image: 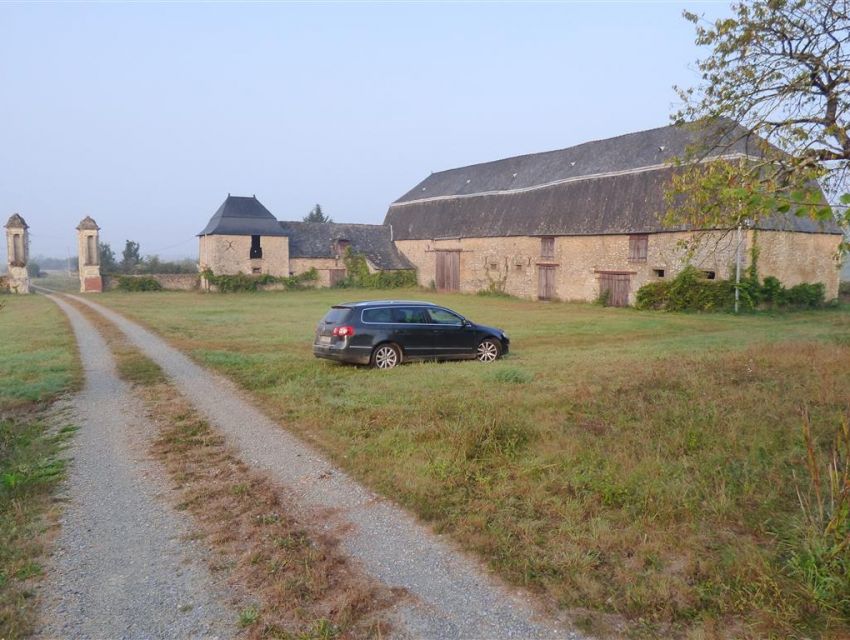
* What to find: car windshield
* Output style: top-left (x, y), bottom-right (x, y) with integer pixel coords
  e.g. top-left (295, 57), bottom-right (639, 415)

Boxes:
top-left (426, 308), bottom-right (463, 325)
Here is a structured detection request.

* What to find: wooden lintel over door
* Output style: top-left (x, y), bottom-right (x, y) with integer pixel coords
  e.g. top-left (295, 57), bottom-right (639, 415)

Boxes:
top-left (435, 250), bottom-right (460, 291)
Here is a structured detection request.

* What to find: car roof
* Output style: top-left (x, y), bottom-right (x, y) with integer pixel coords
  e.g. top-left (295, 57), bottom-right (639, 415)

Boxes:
top-left (335, 300), bottom-right (436, 308)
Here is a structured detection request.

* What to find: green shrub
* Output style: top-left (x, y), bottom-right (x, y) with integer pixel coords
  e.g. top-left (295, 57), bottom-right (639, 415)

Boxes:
top-left (116, 276), bottom-right (163, 292)
top-left (636, 267), bottom-right (826, 312)
top-left (201, 269), bottom-right (317, 293)
top-left (335, 250), bottom-right (417, 289)
top-left (492, 368), bottom-right (533, 384)
top-left (634, 281), bottom-right (669, 310)
top-left (783, 282), bottom-right (826, 309)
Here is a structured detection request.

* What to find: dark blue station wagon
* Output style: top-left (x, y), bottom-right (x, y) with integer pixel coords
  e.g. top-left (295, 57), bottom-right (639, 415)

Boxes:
top-left (313, 300), bottom-right (509, 369)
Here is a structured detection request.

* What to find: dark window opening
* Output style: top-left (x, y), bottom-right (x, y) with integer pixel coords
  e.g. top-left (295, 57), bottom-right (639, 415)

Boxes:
top-left (250, 235), bottom-right (262, 259)
top-left (653, 269), bottom-right (665, 278)
top-left (540, 236), bottom-right (555, 261)
top-left (629, 234), bottom-right (648, 262)
top-left (703, 270), bottom-right (716, 280)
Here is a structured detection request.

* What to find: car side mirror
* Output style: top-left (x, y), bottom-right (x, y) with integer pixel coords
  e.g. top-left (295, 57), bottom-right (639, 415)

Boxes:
top-left (463, 319), bottom-right (472, 327)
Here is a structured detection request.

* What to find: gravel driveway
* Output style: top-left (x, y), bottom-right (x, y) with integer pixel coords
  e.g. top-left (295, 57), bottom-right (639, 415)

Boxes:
top-left (36, 295), bottom-right (235, 640)
top-left (69, 294), bottom-right (581, 640)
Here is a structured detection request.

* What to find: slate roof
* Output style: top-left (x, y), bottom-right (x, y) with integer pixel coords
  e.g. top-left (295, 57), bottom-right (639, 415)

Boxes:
top-left (278, 221), bottom-right (414, 270)
top-left (198, 195), bottom-right (288, 236)
top-left (385, 121), bottom-right (843, 239)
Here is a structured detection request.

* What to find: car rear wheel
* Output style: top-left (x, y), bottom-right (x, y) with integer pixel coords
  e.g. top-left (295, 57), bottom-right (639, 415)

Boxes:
top-left (371, 343), bottom-right (401, 369)
top-left (477, 338), bottom-right (501, 362)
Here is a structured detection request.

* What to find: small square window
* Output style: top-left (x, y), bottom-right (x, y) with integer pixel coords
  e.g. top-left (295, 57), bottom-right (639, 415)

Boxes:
top-left (653, 269), bottom-right (665, 278)
top-left (702, 270), bottom-right (716, 280)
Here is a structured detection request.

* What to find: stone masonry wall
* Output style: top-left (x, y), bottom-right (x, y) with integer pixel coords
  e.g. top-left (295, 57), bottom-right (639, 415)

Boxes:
top-left (103, 274), bottom-right (200, 291)
top-left (395, 230), bottom-right (842, 304)
top-left (289, 257), bottom-right (345, 288)
top-left (199, 235), bottom-right (289, 277)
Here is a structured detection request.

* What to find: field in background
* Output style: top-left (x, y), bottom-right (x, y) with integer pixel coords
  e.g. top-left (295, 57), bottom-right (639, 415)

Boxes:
top-left (95, 289), bottom-right (850, 638)
top-left (0, 294), bottom-right (79, 638)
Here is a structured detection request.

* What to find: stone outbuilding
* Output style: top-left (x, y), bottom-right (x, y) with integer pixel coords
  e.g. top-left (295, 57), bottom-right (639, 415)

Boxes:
top-left (199, 195), bottom-right (413, 286)
top-left (5, 213), bottom-right (30, 294)
top-left (384, 122), bottom-right (844, 304)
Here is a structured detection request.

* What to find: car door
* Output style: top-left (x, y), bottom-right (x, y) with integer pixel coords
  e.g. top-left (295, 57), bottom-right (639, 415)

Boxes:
top-left (425, 307), bottom-right (476, 358)
top-left (390, 306), bottom-right (433, 359)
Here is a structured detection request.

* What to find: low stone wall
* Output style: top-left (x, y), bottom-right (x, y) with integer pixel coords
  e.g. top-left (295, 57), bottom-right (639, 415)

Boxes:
top-left (103, 274), bottom-right (200, 291)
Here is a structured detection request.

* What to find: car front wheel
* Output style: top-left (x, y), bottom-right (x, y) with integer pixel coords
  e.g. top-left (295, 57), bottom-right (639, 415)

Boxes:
top-left (476, 338), bottom-right (501, 363)
top-left (371, 343), bottom-right (401, 369)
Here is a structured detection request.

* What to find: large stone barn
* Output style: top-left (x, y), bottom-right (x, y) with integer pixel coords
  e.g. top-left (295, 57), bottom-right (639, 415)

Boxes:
top-left (384, 123), bottom-right (844, 305)
top-left (198, 195), bottom-right (413, 286)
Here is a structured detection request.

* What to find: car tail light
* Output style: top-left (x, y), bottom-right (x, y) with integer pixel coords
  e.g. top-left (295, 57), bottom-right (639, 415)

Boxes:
top-left (333, 325), bottom-right (355, 337)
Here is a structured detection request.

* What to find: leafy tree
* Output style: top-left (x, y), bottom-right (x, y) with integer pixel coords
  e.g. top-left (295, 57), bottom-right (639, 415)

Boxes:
top-left (303, 204), bottom-right (332, 223)
top-left (120, 240), bottom-right (141, 273)
top-left (98, 241), bottom-right (118, 273)
top-left (26, 262), bottom-right (41, 278)
top-left (668, 0), bottom-right (849, 241)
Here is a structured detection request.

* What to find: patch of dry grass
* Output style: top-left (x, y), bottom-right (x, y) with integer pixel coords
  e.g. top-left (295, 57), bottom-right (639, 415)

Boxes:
top-left (73, 299), bottom-right (400, 638)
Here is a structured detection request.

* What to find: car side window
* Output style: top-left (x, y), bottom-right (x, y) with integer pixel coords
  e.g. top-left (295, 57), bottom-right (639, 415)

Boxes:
top-left (362, 307), bottom-right (393, 323)
top-left (394, 307), bottom-right (428, 323)
top-left (426, 308), bottom-right (463, 325)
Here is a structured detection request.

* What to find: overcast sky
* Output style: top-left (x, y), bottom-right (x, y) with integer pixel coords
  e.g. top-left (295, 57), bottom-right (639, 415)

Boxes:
top-left (1, 1), bottom-right (729, 261)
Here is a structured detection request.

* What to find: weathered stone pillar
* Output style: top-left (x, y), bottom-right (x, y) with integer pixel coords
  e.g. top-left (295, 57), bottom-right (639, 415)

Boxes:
top-left (77, 216), bottom-right (102, 293)
top-left (5, 214), bottom-right (30, 294)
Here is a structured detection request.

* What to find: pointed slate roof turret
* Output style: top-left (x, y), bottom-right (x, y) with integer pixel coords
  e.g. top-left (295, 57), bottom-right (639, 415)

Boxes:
top-left (5, 213), bottom-right (28, 229)
top-left (198, 194), bottom-right (288, 236)
top-left (76, 216), bottom-right (100, 231)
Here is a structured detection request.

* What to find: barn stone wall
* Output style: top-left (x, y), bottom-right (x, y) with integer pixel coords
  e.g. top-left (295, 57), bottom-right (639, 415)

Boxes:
top-left (289, 257), bottom-right (345, 288)
top-left (199, 235), bottom-right (289, 277)
top-left (395, 230), bottom-right (841, 304)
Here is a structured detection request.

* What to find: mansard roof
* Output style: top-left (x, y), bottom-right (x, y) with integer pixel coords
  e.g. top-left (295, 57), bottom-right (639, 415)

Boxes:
top-left (278, 221), bottom-right (414, 270)
top-left (385, 120), bottom-right (843, 239)
top-left (198, 195), bottom-right (288, 237)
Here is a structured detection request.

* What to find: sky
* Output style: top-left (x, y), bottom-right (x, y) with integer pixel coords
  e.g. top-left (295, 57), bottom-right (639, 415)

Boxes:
top-left (0, 1), bottom-right (731, 262)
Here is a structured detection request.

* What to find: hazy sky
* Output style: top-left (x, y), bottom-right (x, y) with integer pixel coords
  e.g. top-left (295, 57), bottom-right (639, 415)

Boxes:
top-left (1, 1), bottom-right (729, 261)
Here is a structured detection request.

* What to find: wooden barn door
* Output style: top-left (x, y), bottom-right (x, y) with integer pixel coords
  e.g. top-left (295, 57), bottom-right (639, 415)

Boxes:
top-left (598, 272), bottom-right (631, 307)
top-left (538, 266), bottom-right (556, 300)
top-left (328, 268), bottom-right (346, 287)
top-left (435, 250), bottom-right (460, 291)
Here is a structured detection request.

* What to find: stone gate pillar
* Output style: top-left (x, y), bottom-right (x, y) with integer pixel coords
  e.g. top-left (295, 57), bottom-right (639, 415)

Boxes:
top-left (77, 216), bottom-right (102, 293)
top-left (5, 214), bottom-right (30, 294)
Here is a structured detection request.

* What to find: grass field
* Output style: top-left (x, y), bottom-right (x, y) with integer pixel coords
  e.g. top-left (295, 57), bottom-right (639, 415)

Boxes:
top-left (0, 294), bottom-right (79, 638)
top-left (95, 288), bottom-right (850, 638)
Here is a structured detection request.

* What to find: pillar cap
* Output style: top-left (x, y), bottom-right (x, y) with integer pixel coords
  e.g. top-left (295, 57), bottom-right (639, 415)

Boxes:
top-left (5, 213), bottom-right (28, 229)
top-left (76, 216), bottom-right (100, 231)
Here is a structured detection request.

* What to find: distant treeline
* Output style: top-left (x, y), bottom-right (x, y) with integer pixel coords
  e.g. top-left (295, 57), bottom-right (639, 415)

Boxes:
top-left (30, 240), bottom-right (196, 276)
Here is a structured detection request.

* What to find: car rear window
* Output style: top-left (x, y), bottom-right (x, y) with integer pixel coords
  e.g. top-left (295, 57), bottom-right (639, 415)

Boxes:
top-left (322, 307), bottom-right (351, 324)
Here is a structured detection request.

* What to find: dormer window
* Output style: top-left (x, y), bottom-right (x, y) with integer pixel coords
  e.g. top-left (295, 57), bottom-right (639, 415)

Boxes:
top-left (333, 239), bottom-right (351, 257)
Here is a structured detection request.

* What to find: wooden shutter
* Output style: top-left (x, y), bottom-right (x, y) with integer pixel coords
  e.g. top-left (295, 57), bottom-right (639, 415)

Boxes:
top-left (540, 237), bottom-right (555, 261)
top-left (329, 269), bottom-right (346, 286)
top-left (629, 235), bottom-right (648, 262)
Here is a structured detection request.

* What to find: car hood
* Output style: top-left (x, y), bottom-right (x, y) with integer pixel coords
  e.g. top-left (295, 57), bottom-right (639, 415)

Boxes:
top-left (473, 323), bottom-right (507, 337)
